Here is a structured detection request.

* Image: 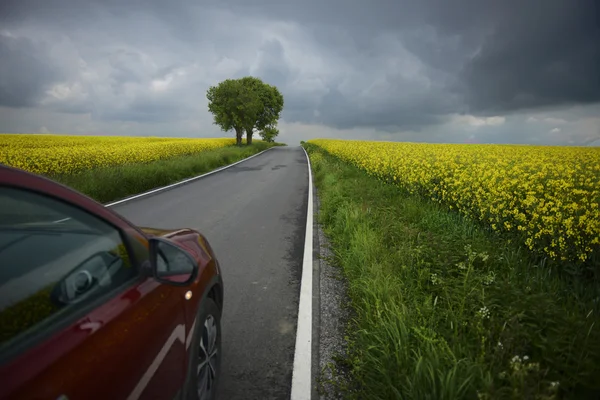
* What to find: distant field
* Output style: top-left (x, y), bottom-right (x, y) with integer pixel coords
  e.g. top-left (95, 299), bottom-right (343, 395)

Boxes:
top-left (0, 134), bottom-right (274, 203)
top-left (0, 134), bottom-right (237, 175)
top-left (309, 139), bottom-right (600, 266)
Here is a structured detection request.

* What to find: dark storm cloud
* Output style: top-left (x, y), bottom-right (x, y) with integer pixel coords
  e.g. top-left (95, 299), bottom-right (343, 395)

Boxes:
top-left (456, 0), bottom-right (600, 114)
top-left (0, 0), bottom-right (598, 142)
top-left (313, 85), bottom-right (456, 131)
top-left (209, 0), bottom-right (600, 125)
top-left (0, 34), bottom-right (62, 107)
top-left (94, 98), bottom-right (192, 123)
top-left (108, 50), bottom-right (148, 85)
top-left (252, 39), bottom-right (291, 89)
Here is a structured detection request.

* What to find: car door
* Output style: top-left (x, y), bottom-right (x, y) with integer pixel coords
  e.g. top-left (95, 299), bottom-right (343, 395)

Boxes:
top-left (0, 183), bottom-right (190, 400)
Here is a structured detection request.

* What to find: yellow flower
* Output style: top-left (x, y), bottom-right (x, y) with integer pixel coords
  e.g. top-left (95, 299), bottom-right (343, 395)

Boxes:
top-left (308, 138), bottom-right (600, 263)
top-left (0, 134), bottom-right (236, 175)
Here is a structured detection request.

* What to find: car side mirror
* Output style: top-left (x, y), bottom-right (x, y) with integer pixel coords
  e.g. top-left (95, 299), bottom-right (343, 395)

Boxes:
top-left (149, 238), bottom-right (197, 286)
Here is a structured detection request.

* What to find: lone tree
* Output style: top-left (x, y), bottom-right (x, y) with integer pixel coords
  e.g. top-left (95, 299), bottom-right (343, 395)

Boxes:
top-left (239, 77), bottom-right (284, 145)
top-left (259, 126), bottom-right (279, 143)
top-left (206, 79), bottom-right (261, 146)
top-left (206, 77), bottom-right (283, 145)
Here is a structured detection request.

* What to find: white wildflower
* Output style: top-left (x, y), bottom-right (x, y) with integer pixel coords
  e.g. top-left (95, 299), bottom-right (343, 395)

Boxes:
top-left (483, 271), bottom-right (496, 285)
top-left (477, 306), bottom-right (491, 319)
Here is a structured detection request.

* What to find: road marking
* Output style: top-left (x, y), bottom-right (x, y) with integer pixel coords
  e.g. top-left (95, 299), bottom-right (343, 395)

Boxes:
top-left (105, 147), bottom-right (274, 208)
top-left (291, 146), bottom-right (314, 400)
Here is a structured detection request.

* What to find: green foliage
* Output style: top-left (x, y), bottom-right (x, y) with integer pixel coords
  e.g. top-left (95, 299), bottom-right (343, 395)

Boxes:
top-left (206, 77), bottom-right (284, 145)
top-left (304, 143), bottom-right (600, 399)
top-left (206, 79), bottom-right (263, 145)
top-left (53, 142), bottom-right (273, 203)
top-left (239, 77), bottom-right (284, 145)
top-left (259, 126), bottom-right (279, 143)
top-left (239, 77), bottom-right (283, 130)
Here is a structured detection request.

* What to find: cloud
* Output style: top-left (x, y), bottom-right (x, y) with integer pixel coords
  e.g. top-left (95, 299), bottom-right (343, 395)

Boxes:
top-left (451, 114), bottom-right (506, 127)
top-left (543, 118), bottom-right (568, 125)
top-left (0, 32), bottom-right (63, 107)
top-left (455, 0), bottom-right (600, 114)
top-left (0, 0), bottom-right (598, 145)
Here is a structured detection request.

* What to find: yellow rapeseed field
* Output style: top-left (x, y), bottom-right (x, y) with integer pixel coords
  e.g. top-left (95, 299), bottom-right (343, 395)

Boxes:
top-left (309, 139), bottom-right (600, 263)
top-left (0, 134), bottom-right (236, 175)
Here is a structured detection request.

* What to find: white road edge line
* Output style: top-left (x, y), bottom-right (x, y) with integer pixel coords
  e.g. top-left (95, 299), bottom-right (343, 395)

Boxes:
top-left (105, 147), bottom-right (274, 208)
top-left (291, 146), bottom-right (314, 400)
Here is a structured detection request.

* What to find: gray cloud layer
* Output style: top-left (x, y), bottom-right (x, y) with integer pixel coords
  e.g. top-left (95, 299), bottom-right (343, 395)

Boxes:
top-left (0, 0), bottom-right (598, 144)
top-left (0, 34), bottom-right (63, 107)
top-left (457, 0), bottom-right (600, 113)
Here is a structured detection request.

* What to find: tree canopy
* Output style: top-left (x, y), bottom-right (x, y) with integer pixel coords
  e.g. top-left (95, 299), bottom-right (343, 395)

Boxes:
top-left (206, 77), bottom-right (283, 145)
top-left (259, 126), bottom-right (279, 143)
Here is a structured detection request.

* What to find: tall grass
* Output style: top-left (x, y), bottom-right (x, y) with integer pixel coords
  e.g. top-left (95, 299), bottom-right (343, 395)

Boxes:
top-left (305, 144), bottom-right (600, 399)
top-left (50, 142), bottom-right (274, 203)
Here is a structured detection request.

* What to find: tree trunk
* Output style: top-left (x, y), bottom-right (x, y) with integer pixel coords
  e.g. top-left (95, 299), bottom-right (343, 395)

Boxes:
top-left (235, 127), bottom-right (243, 146)
top-left (246, 128), bottom-right (253, 145)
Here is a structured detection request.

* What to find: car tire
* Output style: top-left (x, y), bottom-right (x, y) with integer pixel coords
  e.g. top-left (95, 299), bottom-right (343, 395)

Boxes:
top-left (185, 297), bottom-right (222, 400)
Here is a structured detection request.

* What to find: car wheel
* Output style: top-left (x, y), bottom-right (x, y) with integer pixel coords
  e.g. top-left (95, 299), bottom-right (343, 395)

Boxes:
top-left (186, 297), bottom-right (222, 400)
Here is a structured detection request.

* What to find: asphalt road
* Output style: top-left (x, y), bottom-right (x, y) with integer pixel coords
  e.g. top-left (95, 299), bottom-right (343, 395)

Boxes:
top-left (112, 146), bottom-right (309, 399)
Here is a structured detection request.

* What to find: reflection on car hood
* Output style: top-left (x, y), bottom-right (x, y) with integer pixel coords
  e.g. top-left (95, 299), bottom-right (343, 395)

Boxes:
top-left (139, 227), bottom-right (194, 238)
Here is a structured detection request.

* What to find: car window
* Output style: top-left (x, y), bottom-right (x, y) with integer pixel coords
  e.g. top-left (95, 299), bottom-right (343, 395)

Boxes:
top-left (0, 187), bottom-right (139, 352)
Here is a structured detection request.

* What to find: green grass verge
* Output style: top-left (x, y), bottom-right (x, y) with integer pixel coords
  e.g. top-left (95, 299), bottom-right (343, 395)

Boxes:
top-left (51, 142), bottom-right (276, 203)
top-left (304, 143), bottom-right (600, 399)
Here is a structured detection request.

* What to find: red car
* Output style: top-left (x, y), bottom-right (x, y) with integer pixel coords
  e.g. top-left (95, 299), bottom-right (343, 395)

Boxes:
top-left (0, 165), bottom-right (223, 400)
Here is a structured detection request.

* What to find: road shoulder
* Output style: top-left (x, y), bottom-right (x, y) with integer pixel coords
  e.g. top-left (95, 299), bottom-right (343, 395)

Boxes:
top-left (314, 187), bottom-right (351, 400)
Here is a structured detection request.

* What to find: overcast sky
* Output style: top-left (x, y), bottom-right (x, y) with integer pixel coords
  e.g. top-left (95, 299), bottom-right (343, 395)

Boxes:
top-left (1, 0), bottom-right (599, 145)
